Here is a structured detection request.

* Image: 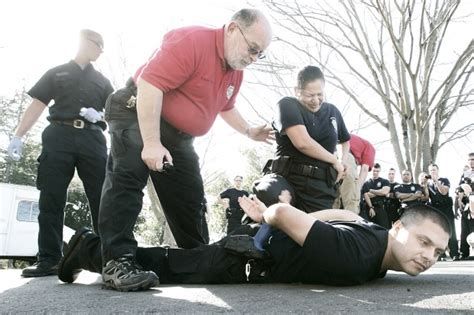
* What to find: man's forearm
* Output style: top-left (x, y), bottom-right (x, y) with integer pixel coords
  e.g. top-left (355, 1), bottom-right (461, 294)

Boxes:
top-left (357, 165), bottom-right (369, 189)
top-left (340, 141), bottom-right (350, 165)
top-left (219, 108), bottom-right (250, 136)
top-left (262, 205), bottom-right (359, 247)
top-left (136, 78), bottom-right (164, 145)
top-left (15, 99), bottom-right (47, 137)
top-left (369, 187), bottom-right (390, 196)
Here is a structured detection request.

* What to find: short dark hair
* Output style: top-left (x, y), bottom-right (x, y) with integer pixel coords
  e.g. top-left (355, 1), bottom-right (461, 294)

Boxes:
top-left (468, 152), bottom-right (474, 157)
top-left (231, 8), bottom-right (261, 29)
top-left (373, 163), bottom-right (381, 169)
top-left (297, 66), bottom-right (325, 90)
top-left (429, 163), bottom-right (439, 170)
top-left (252, 174), bottom-right (295, 207)
top-left (389, 168), bottom-right (396, 171)
top-left (234, 175), bottom-right (243, 181)
top-left (400, 205), bottom-right (451, 236)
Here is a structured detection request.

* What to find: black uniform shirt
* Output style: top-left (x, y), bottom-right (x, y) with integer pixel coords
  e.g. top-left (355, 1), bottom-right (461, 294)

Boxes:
top-left (219, 188), bottom-right (249, 209)
top-left (386, 182), bottom-right (401, 208)
top-left (362, 177), bottom-right (390, 205)
top-left (28, 60), bottom-right (113, 127)
top-left (393, 183), bottom-right (422, 207)
top-left (266, 219), bottom-right (388, 285)
top-left (273, 97), bottom-right (350, 168)
top-left (428, 177), bottom-right (451, 206)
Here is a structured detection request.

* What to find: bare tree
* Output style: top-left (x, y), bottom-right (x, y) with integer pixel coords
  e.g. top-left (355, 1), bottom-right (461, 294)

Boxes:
top-left (261, 0), bottom-right (473, 177)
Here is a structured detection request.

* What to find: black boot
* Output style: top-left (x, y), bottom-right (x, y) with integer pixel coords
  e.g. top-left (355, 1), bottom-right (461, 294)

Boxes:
top-left (58, 228), bottom-right (96, 283)
top-left (22, 261), bottom-right (59, 277)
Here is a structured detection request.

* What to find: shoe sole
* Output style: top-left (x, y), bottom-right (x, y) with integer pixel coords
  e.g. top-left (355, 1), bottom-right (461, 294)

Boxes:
top-left (58, 228), bottom-right (91, 283)
top-left (102, 275), bottom-right (160, 292)
top-left (22, 270), bottom-right (58, 278)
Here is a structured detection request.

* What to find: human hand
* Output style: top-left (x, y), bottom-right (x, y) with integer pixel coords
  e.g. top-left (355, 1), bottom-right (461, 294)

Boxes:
top-left (332, 160), bottom-right (345, 182)
top-left (278, 189), bottom-right (292, 204)
top-left (8, 136), bottom-right (23, 161)
top-left (141, 141), bottom-right (173, 172)
top-left (368, 207), bottom-right (376, 218)
top-left (79, 107), bottom-right (104, 123)
top-left (248, 124), bottom-right (275, 144)
top-left (223, 199), bottom-right (230, 208)
top-left (239, 195), bottom-right (267, 223)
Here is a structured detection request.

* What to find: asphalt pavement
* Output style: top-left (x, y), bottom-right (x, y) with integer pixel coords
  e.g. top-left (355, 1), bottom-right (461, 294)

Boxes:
top-left (0, 261), bottom-right (473, 314)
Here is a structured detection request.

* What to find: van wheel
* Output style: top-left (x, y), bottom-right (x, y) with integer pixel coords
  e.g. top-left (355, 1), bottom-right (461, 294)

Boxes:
top-left (12, 259), bottom-right (35, 268)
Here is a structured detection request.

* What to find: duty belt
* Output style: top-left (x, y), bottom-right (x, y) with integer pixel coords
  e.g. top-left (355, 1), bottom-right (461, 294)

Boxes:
top-left (289, 163), bottom-right (327, 180)
top-left (51, 119), bottom-right (103, 131)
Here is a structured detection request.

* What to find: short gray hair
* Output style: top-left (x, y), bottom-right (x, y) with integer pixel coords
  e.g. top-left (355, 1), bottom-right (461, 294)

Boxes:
top-left (231, 8), bottom-right (261, 29)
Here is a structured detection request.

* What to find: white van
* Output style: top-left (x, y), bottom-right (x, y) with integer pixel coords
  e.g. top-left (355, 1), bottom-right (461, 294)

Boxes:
top-left (0, 183), bottom-right (75, 262)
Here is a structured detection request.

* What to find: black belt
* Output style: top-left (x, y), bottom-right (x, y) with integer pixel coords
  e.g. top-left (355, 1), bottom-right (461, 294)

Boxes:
top-left (161, 119), bottom-right (194, 140)
top-left (289, 163), bottom-right (327, 180)
top-left (51, 119), bottom-right (103, 131)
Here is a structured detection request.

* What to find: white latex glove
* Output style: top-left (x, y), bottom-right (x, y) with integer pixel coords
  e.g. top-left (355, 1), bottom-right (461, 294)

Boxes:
top-left (8, 136), bottom-right (23, 161)
top-left (79, 107), bottom-right (104, 123)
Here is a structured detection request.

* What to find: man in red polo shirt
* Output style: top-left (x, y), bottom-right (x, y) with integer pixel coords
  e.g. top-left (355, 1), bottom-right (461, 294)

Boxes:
top-left (97, 8), bottom-right (273, 291)
top-left (334, 134), bottom-right (375, 213)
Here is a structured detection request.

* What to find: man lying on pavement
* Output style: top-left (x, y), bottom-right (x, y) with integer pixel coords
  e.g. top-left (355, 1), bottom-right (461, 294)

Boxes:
top-left (57, 175), bottom-right (450, 291)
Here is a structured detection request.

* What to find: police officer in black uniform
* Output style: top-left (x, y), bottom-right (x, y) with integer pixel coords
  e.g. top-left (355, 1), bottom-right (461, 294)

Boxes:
top-left (385, 168), bottom-right (400, 224)
top-left (7, 29), bottom-right (113, 277)
top-left (393, 169), bottom-right (423, 217)
top-left (427, 163), bottom-right (460, 260)
top-left (271, 66), bottom-right (349, 212)
top-left (218, 175), bottom-right (250, 234)
top-left (362, 163), bottom-right (391, 228)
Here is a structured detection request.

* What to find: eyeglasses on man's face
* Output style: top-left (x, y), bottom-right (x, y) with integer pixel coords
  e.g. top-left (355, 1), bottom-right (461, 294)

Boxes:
top-left (88, 38), bottom-right (104, 50)
top-left (236, 25), bottom-right (265, 60)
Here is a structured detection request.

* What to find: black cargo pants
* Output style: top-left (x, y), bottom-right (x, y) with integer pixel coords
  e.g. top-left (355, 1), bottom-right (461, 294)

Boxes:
top-left (37, 123), bottom-right (106, 264)
top-left (98, 118), bottom-right (208, 263)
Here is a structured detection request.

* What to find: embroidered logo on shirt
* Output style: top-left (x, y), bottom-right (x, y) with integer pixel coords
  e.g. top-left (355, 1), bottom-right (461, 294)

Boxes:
top-left (56, 72), bottom-right (70, 77)
top-left (330, 117), bottom-right (338, 134)
top-left (226, 85), bottom-right (235, 100)
top-left (411, 186), bottom-right (416, 191)
top-left (377, 182), bottom-right (382, 188)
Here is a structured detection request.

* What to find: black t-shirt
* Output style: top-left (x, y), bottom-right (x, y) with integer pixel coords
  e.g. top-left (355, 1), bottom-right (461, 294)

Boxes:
top-left (386, 182), bottom-right (400, 208)
top-left (28, 60), bottom-right (114, 127)
top-left (220, 188), bottom-right (249, 209)
top-left (427, 177), bottom-right (451, 206)
top-left (266, 220), bottom-right (388, 285)
top-left (393, 183), bottom-right (422, 207)
top-left (362, 177), bottom-right (390, 204)
top-left (273, 97), bottom-right (350, 168)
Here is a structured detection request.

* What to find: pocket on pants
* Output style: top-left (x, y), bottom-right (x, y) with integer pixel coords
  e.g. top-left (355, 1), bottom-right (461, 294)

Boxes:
top-left (36, 152), bottom-right (48, 190)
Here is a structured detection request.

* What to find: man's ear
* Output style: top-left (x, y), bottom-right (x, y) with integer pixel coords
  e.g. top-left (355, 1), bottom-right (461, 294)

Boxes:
top-left (391, 220), bottom-right (402, 234)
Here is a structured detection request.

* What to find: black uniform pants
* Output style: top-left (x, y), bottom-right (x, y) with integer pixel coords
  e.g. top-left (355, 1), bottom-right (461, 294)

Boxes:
top-left (432, 205), bottom-right (459, 257)
top-left (385, 200), bottom-right (400, 225)
top-left (368, 202), bottom-right (390, 229)
top-left (286, 172), bottom-right (336, 213)
top-left (37, 124), bottom-right (106, 264)
top-left (226, 208), bottom-right (245, 234)
top-left (460, 211), bottom-right (474, 257)
top-left (98, 119), bottom-right (208, 262)
top-left (77, 231), bottom-right (255, 284)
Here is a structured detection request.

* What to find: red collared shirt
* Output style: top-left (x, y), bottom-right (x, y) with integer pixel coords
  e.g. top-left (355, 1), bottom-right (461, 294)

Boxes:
top-left (134, 26), bottom-right (243, 136)
top-left (350, 134), bottom-right (375, 170)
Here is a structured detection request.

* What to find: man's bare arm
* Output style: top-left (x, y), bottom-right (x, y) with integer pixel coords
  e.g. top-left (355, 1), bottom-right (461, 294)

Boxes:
top-left (239, 196), bottom-right (360, 247)
top-left (369, 186), bottom-right (390, 196)
top-left (136, 78), bottom-right (171, 171)
top-left (14, 99), bottom-right (47, 137)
